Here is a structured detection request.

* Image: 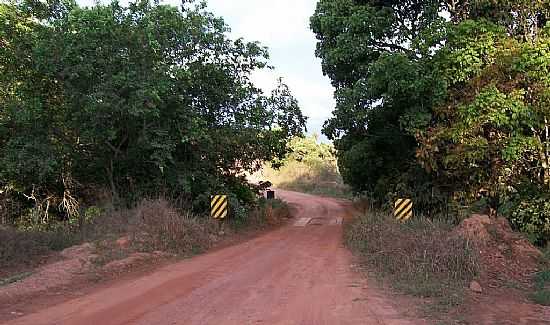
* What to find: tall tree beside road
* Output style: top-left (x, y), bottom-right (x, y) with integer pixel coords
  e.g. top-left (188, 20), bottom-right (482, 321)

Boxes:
top-left (0, 0), bottom-right (306, 222)
top-left (312, 0), bottom-right (550, 241)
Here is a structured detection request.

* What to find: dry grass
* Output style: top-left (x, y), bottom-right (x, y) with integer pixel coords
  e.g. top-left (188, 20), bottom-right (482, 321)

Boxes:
top-left (0, 227), bottom-right (78, 270)
top-left (346, 211), bottom-right (479, 312)
top-left (105, 197), bottom-right (289, 257)
top-left (260, 161), bottom-right (351, 198)
top-left (129, 198), bottom-right (219, 255)
top-left (0, 271), bottom-right (33, 287)
top-left (231, 198), bottom-right (290, 229)
top-left (89, 197), bottom-right (289, 265)
top-left (1, 196), bottom-right (290, 277)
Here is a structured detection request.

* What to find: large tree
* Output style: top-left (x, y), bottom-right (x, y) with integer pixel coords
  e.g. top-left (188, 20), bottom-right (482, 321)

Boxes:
top-left (311, 0), bottom-right (550, 240)
top-left (0, 0), bottom-right (306, 222)
top-left (417, 2), bottom-right (550, 239)
top-left (310, 0), bottom-right (448, 210)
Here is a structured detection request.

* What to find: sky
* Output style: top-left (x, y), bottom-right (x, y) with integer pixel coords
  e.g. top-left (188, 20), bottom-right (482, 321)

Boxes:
top-left (201, 0), bottom-right (335, 141)
top-left (77, 0), bottom-right (335, 141)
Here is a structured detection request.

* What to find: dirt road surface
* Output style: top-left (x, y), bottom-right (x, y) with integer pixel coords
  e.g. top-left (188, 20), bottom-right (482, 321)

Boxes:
top-left (4, 190), bottom-right (425, 325)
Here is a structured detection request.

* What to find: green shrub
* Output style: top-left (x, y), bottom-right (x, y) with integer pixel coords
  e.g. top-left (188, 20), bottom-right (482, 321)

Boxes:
top-left (510, 195), bottom-right (550, 244)
top-left (531, 270), bottom-right (550, 306)
top-left (230, 182), bottom-right (257, 205)
top-left (228, 196), bottom-right (250, 224)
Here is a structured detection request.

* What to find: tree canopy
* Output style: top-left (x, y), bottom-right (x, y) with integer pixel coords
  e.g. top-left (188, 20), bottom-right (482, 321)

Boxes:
top-left (312, 0), bottom-right (550, 242)
top-left (0, 0), bottom-right (306, 223)
top-left (311, 0), bottom-right (447, 204)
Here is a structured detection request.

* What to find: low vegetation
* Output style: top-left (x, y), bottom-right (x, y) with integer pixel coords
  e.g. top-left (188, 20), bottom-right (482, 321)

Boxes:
top-left (0, 272), bottom-right (32, 287)
top-left (129, 199), bottom-right (219, 255)
top-left (1, 197), bottom-right (289, 278)
top-left (345, 211), bottom-right (479, 313)
top-left (129, 197), bottom-right (286, 255)
top-left (0, 227), bottom-right (78, 270)
top-left (532, 270), bottom-right (550, 306)
top-left (260, 136), bottom-right (351, 198)
top-left (532, 248), bottom-right (550, 306)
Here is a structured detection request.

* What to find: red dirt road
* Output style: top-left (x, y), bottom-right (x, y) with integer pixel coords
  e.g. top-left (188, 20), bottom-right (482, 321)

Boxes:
top-left (4, 191), bottom-right (425, 325)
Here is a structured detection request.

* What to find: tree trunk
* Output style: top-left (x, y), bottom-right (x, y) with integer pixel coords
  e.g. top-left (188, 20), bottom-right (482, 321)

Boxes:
top-left (107, 160), bottom-right (119, 205)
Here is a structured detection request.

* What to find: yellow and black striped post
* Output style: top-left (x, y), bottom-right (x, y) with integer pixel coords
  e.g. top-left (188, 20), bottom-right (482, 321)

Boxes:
top-left (394, 198), bottom-right (413, 221)
top-left (211, 195), bottom-right (228, 219)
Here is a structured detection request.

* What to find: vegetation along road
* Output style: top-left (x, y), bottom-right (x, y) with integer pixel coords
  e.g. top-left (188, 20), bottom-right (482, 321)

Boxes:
top-left (4, 191), bottom-right (425, 325)
top-left (4, 1), bottom-right (550, 324)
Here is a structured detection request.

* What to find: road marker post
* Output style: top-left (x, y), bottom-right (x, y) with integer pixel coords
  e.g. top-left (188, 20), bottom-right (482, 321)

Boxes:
top-left (394, 198), bottom-right (413, 221)
top-left (211, 195), bottom-right (228, 219)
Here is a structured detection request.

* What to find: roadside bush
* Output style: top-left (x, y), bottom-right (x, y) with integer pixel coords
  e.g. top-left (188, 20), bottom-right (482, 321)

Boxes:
top-left (531, 270), bottom-right (550, 306)
top-left (268, 198), bottom-right (290, 216)
top-left (130, 199), bottom-right (218, 255)
top-left (2, 195), bottom-right (289, 273)
top-left (230, 198), bottom-right (289, 230)
top-left (346, 212), bottom-right (479, 303)
top-left (80, 206), bottom-right (132, 241)
top-left (509, 194), bottom-right (550, 245)
top-left (385, 166), bottom-right (456, 221)
top-left (129, 197), bottom-right (287, 254)
top-left (0, 227), bottom-right (77, 269)
top-left (531, 246), bottom-right (550, 305)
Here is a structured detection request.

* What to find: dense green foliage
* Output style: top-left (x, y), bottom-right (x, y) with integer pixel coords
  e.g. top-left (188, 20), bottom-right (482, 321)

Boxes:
top-left (0, 0), bottom-right (306, 226)
top-left (312, 1), bottom-right (550, 242)
top-left (284, 135), bottom-right (337, 166)
top-left (311, 0), bottom-right (449, 212)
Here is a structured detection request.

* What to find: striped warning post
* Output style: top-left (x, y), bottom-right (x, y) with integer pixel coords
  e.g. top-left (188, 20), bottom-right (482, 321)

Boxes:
top-left (394, 198), bottom-right (413, 221)
top-left (211, 195), bottom-right (228, 219)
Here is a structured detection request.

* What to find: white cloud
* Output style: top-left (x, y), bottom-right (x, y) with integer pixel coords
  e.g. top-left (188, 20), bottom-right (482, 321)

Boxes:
top-left (202, 1), bottom-right (335, 138)
top-left (207, 0), bottom-right (314, 46)
top-left (77, 0), bottom-right (336, 140)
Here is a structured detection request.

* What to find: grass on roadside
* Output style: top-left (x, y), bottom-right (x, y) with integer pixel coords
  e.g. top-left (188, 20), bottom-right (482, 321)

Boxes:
top-left (531, 247), bottom-right (550, 305)
top-left (129, 198), bottom-right (220, 255)
top-left (531, 271), bottom-right (550, 305)
top-left (345, 211), bottom-right (479, 314)
top-left (260, 161), bottom-right (352, 199)
top-left (91, 197), bottom-right (290, 262)
top-left (0, 227), bottom-right (79, 269)
top-left (1, 197), bottom-right (290, 272)
top-left (0, 272), bottom-right (33, 287)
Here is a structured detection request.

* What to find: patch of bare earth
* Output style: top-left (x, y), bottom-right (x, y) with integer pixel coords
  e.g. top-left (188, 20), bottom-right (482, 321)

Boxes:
top-left (0, 239), bottom-right (171, 321)
top-left (0, 201), bottom-right (290, 322)
top-left (452, 214), bottom-right (550, 324)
